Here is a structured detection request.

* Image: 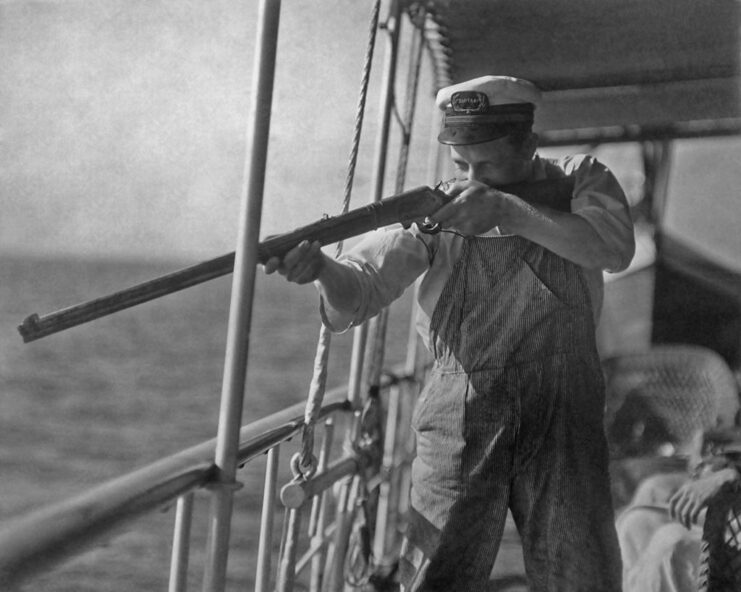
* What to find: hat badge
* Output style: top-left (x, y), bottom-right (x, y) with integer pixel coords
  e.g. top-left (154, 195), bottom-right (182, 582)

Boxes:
top-left (450, 91), bottom-right (490, 113)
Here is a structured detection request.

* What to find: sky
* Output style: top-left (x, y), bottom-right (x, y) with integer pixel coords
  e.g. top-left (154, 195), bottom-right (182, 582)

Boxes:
top-left (1, 0), bottom-right (437, 262)
top-left (1, 0), bottom-right (739, 269)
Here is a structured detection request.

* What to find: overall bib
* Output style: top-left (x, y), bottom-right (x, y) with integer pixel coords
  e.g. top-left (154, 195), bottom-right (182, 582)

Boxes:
top-left (400, 235), bottom-right (622, 592)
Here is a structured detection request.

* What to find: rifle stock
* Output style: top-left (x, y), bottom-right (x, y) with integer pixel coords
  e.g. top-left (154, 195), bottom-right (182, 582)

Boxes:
top-left (18, 176), bottom-right (574, 342)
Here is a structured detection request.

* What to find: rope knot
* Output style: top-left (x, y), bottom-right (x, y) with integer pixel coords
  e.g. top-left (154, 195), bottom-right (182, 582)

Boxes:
top-left (290, 450), bottom-right (318, 481)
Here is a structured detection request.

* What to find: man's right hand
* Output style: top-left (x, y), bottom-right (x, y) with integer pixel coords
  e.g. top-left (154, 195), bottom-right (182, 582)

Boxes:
top-left (264, 240), bottom-right (362, 320)
top-left (263, 240), bottom-right (326, 284)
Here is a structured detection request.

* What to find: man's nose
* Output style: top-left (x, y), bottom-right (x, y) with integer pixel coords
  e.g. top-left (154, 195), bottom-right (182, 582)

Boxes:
top-left (467, 167), bottom-right (497, 186)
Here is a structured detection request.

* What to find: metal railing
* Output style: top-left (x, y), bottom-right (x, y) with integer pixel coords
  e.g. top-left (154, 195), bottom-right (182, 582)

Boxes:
top-left (0, 387), bottom-right (344, 589)
top-left (0, 370), bottom-right (420, 591)
top-left (0, 2), bottom-right (433, 590)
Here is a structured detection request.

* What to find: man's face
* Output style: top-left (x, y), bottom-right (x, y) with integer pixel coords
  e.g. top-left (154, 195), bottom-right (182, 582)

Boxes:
top-left (449, 134), bottom-right (535, 187)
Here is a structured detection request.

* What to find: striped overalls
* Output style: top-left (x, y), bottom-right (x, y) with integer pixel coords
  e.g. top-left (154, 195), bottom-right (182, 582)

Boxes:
top-left (399, 234), bottom-right (622, 591)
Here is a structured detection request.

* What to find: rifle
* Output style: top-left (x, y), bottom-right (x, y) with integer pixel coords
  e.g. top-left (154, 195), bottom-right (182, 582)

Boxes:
top-left (18, 176), bottom-right (574, 342)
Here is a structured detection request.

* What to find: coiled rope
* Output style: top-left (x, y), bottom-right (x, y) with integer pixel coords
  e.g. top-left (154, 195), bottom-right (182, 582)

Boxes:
top-left (291, 0), bottom-right (382, 481)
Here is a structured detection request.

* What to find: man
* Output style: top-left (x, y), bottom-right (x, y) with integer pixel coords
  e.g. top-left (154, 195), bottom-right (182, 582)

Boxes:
top-left (265, 75), bottom-right (635, 591)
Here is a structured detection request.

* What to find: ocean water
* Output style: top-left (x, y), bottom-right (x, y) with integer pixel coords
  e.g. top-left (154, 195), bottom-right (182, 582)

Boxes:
top-left (0, 255), bottom-right (414, 591)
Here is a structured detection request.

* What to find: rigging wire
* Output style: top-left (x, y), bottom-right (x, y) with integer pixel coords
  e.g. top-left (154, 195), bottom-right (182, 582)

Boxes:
top-left (293, 0), bottom-right (382, 482)
top-left (345, 7), bottom-right (429, 588)
top-left (285, 2), bottom-right (429, 588)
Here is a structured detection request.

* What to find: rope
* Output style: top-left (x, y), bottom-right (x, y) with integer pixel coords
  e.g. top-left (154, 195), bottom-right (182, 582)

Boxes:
top-left (292, 0), bottom-right (382, 481)
top-left (340, 0), bottom-right (382, 217)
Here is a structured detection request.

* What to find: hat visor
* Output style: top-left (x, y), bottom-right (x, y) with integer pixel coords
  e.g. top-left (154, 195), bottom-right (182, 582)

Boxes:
top-left (437, 125), bottom-right (511, 145)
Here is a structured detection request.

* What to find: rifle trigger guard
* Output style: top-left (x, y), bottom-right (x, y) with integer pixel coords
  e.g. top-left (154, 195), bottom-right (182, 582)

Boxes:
top-left (419, 217), bottom-right (442, 235)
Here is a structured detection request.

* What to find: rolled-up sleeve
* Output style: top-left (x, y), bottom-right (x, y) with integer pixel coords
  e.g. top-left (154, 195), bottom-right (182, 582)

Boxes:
top-left (319, 226), bottom-right (433, 332)
top-left (564, 154), bottom-right (636, 273)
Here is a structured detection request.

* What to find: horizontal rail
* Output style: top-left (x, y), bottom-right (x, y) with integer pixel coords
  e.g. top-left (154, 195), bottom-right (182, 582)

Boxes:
top-left (0, 389), bottom-right (352, 589)
top-left (538, 117), bottom-right (741, 147)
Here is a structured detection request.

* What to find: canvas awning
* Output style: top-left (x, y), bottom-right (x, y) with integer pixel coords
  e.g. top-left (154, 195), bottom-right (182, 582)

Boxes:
top-left (415, 0), bottom-right (740, 138)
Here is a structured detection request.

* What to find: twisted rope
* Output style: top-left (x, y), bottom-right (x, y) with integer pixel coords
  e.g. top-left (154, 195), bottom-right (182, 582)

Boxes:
top-left (292, 0), bottom-right (382, 481)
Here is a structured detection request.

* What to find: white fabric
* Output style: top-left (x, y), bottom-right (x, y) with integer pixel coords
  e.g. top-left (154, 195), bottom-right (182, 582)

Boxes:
top-left (616, 504), bottom-right (702, 592)
top-left (616, 473), bottom-right (705, 592)
top-left (435, 75), bottom-right (542, 109)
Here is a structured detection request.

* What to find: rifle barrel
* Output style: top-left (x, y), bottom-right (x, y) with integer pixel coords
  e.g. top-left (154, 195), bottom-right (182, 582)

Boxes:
top-left (18, 253), bottom-right (237, 343)
top-left (18, 178), bottom-right (574, 343)
top-left (17, 185), bottom-right (445, 342)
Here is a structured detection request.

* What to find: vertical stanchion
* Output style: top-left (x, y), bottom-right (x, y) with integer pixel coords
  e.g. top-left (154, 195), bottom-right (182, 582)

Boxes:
top-left (277, 507), bottom-right (304, 592)
top-left (202, 1), bottom-right (281, 590)
top-left (372, 380), bottom-right (401, 567)
top-left (327, 475), bottom-right (362, 592)
top-left (407, 93), bottom-right (447, 382)
top-left (341, 1), bottom-right (403, 577)
top-left (347, 324), bottom-right (370, 409)
top-left (308, 419), bottom-right (335, 592)
top-left (367, 1), bottom-right (432, 569)
top-left (341, 4), bottom-right (403, 580)
top-left (352, 0), bottom-right (402, 418)
top-left (369, 0), bottom-right (402, 205)
top-left (169, 492), bottom-right (195, 592)
top-left (255, 446), bottom-right (281, 592)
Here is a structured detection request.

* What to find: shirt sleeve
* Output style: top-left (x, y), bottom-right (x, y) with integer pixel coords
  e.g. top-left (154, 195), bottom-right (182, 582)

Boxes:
top-left (319, 225), bottom-right (434, 332)
top-left (561, 154), bottom-right (636, 273)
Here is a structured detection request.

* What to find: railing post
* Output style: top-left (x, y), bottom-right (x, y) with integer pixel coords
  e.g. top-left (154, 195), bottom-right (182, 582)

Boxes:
top-left (367, 0), bottom-right (432, 571)
top-left (255, 446), bottom-right (281, 592)
top-left (276, 506), bottom-right (304, 592)
top-left (327, 475), bottom-right (362, 592)
top-left (369, 0), bottom-right (401, 205)
top-left (202, 0), bottom-right (282, 591)
top-left (308, 419), bottom-right (335, 592)
top-left (169, 492), bottom-right (195, 592)
top-left (371, 94), bottom-right (445, 567)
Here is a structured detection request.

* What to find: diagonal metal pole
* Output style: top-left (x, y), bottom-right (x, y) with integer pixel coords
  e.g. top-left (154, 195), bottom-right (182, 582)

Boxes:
top-left (202, 0), bottom-right (281, 590)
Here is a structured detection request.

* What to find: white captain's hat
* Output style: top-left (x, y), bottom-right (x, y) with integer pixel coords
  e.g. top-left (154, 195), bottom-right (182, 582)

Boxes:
top-left (436, 75), bottom-right (542, 145)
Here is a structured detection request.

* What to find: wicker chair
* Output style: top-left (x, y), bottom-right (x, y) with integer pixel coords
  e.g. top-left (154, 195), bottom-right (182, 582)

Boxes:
top-left (604, 345), bottom-right (739, 458)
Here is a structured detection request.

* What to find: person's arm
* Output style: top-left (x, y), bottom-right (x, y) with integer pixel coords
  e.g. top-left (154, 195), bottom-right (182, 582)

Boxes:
top-left (314, 251), bottom-right (363, 316)
top-left (431, 155), bottom-right (635, 272)
top-left (264, 228), bottom-right (432, 331)
top-left (498, 202), bottom-right (626, 270)
top-left (263, 239), bottom-right (363, 321)
top-left (669, 467), bottom-right (740, 528)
